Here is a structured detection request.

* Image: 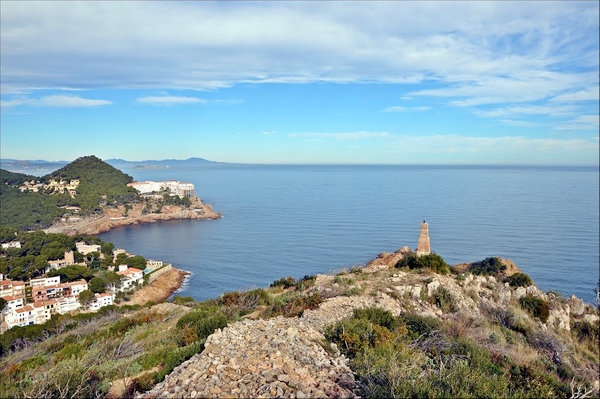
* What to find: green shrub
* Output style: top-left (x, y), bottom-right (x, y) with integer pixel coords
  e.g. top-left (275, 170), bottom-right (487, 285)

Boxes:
top-left (154, 342), bottom-right (203, 382)
top-left (219, 288), bottom-right (271, 314)
top-left (270, 276), bottom-right (296, 289)
top-left (172, 295), bottom-right (195, 305)
top-left (519, 295), bottom-right (550, 323)
top-left (505, 273), bottom-right (533, 287)
top-left (296, 275), bottom-right (317, 291)
top-left (395, 253), bottom-right (450, 274)
top-left (176, 310), bottom-right (230, 343)
top-left (325, 318), bottom-right (395, 357)
top-left (571, 320), bottom-right (600, 355)
top-left (352, 307), bottom-right (399, 331)
top-left (431, 286), bottom-right (457, 312)
top-left (469, 257), bottom-right (506, 277)
top-left (133, 371), bottom-right (158, 392)
top-left (401, 314), bottom-right (441, 341)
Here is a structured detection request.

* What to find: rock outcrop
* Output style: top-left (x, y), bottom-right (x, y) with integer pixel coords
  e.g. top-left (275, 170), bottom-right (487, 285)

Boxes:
top-left (139, 250), bottom-right (599, 398)
top-left (44, 200), bottom-right (221, 236)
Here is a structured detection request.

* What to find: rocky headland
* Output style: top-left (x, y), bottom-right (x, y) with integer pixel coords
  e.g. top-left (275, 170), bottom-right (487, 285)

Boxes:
top-left (43, 199), bottom-right (221, 236)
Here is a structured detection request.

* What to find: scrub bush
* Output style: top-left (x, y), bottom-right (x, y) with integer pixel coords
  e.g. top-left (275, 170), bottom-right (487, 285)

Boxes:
top-left (505, 273), bottom-right (533, 287)
top-left (519, 295), bottom-right (550, 323)
top-left (395, 253), bottom-right (450, 274)
top-left (469, 257), bottom-right (506, 277)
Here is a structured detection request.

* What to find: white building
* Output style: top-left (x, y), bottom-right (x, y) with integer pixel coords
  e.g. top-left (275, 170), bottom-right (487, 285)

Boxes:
top-left (116, 265), bottom-right (144, 291)
top-left (30, 276), bottom-right (61, 288)
top-left (1, 241), bottom-right (21, 250)
top-left (89, 292), bottom-right (114, 311)
top-left (1, 295), bottom-right (24, 312)
top-left (128, 180), bottom-right (196, 199)
top-left (57, 296), bottom-right (80, 314)
top-left (0, 279), bottom-right (26, 297)
top-left (76, 242), bottom-right (102, 255)
top-left (6, 304), bottom-right (36, 328)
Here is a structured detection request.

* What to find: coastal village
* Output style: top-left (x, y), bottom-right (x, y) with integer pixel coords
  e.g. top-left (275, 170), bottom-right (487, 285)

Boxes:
top-left (0, 238), bottom-right (175, 334)
top-left (0, 180), bottom-right (195, 334)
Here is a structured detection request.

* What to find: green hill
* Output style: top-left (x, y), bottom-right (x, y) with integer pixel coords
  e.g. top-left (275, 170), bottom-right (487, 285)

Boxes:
top-left (0, 156), bottom-right (140, 230)
top-left (45, 155), bottom-right (139, 211)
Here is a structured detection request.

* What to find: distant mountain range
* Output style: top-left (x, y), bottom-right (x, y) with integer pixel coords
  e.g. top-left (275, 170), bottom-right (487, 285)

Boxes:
top-left (0, 157), bottom-right (223, 175)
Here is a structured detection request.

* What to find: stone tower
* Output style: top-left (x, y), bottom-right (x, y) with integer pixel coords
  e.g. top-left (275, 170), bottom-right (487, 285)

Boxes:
top-left (416, 220), bottom-right (431, 256)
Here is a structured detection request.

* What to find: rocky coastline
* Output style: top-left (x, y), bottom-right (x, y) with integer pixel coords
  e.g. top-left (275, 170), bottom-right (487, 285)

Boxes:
top-left (43, 200), bottom-right (221, 236)
top-left (122, 268), bottom-right (190, 307)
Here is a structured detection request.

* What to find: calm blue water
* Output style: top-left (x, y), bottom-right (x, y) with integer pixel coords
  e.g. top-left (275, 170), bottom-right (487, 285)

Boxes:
top-left (98, 165), bottom-right (599, 304)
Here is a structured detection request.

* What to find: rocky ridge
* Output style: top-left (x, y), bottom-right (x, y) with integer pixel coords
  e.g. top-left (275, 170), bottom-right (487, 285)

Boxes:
top-left (140, 247), bottom-right (600, 398)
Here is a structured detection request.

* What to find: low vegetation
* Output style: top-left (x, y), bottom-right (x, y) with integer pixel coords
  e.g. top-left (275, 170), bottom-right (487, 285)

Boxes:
top-left (395, 253), bottom-right (450, 274)
top-left (1, 252), bottom-right (598, 398)
top-left (325, 304), bottom-right (598, 398)
top-left (0, 273), bottom-right (325, 397)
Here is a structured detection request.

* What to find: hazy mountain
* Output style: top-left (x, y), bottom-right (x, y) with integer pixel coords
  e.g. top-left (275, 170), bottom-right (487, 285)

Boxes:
top-left (0, 159), bottom-right (69, 176)
top-left (105, 157), bottom-right (224, 170)
top-left (0, 157), bottom-right (224, 175)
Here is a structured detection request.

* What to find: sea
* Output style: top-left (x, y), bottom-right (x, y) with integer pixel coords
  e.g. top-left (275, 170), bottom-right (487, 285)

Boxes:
top-left (96, 164), bottom-right (599, 304)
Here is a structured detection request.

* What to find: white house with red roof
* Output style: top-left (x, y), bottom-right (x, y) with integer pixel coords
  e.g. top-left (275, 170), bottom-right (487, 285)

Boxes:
top-left (116, 265), bottom-right (144, 291)
top-left (1, 295), bottom-right (24, 312)
top-left (89, 292), bottom-right (114, 311)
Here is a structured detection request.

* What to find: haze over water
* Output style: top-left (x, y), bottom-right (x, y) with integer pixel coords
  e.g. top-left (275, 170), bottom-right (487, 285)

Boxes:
top-left (99, 165), bottom-right (599, 304)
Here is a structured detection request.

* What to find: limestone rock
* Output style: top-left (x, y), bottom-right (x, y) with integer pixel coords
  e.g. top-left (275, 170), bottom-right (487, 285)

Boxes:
top-left (568, 295), bottom-right (585, 316)
top-left (427, 279), bottom-right (440, 297)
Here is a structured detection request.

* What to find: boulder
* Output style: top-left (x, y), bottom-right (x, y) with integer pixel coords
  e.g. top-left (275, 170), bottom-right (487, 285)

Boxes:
top-left (568, 295), bottom-right (585, 316)
top-left (427, 279), bottom-right (440, 297)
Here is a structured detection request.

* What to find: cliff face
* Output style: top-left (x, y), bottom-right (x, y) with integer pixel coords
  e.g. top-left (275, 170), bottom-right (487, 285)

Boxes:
top-left (44, 200), bottom-right (221, 236)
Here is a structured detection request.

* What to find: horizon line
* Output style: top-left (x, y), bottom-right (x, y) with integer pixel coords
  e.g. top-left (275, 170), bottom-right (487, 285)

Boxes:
top-left (0, 157), bottom-right (598, 169)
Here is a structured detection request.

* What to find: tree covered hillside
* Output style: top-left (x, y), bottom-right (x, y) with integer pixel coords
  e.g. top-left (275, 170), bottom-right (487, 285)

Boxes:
top-left (0, 156), bottom-right (140, 231)
top-left (0, 170), bottom-right (69, 230)
top-left (46, 155), bottom-right (139, 211)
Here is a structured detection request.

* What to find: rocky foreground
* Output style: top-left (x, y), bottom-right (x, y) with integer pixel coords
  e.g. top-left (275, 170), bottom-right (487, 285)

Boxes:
top-left (139, 249), bottom-right (600, 398)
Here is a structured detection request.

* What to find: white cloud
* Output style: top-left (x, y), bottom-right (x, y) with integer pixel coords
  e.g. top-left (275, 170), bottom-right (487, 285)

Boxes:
top-left (500, 119), bottom-right (543, 127)
top-left (136, 96), bottom-right (207, 105)
top-left (289, 131), bottom-right (391, 141)
top-left (475, 104), bottom-right (578, 118)
top-left (382, 106), bottom-right (430, 112)
top-left (554, 115), bottom-right (600, 131)
top-left (1, 95), bottom-right (111, 107)
top-left (0, 98), bottom-right (27, 107)
top-left (1, 1), bottom-right (597, 98)
top-left (551, 87), bottom-right (600, 103)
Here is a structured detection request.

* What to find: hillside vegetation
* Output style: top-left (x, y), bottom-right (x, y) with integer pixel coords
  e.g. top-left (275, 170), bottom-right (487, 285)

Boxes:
top-left (1, 251), bottom-right (598, 399)
top-left (1, 156), bottom-right (140, 230)
top-left (46, 155), bottom-right (139, 212)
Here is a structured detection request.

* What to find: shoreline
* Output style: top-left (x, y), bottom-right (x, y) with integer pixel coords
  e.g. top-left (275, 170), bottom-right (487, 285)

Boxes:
top-left (121, 268), bottom-right (190, 306)
top-left (43, 201), bottom-right (222, 236)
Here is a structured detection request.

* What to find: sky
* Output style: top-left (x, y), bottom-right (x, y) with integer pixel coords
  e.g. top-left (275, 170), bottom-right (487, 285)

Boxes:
top-left (1, 1), bottom-right (598, 165)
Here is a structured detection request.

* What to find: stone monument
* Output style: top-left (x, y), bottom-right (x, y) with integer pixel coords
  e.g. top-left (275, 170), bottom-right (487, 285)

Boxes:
top-left (416, 220), bottom-right (431, 256)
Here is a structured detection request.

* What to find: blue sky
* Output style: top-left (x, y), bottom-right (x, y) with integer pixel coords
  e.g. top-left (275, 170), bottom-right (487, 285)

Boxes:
top-left (1, 1), bottom-right (598, 165)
